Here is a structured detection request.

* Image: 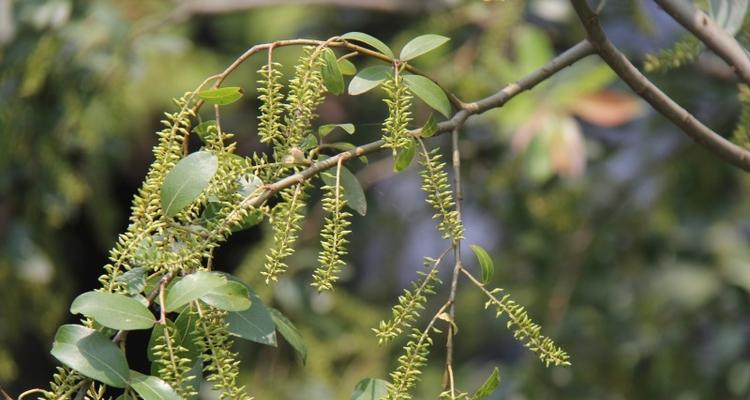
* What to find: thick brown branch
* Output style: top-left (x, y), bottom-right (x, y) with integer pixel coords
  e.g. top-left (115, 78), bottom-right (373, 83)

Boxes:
top-left (654, 0), bottom-right (750, 85)
top-left (570, 0), bottom-right (750, 172)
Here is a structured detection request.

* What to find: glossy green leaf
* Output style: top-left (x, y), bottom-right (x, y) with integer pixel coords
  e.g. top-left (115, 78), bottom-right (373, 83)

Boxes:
top-left (338, 58), bottom-right (357, 75)
top-left (348, 66), bottom-right (390, 95)
top-left (115, 267), bottom-right (147, 296)
top-left (161, 151), bottom-right (218, 217)
top-left (197, 87), bottom-right (243, 105)
top-left (321, 48), bottom-right (345, 95)
top-left (300, 134), bottom-right (319, 150)
top-left (225, 281), bottom-right (277, 346)
top-left (319, 123), bottom-right (355, 137)
top-left (130, 370), bottom-right (181, 400)
top-left (421, 114), bottom-right (438, 138)
top-left (320, 157), bottom-right (367, 216)
top-left (270, 308), bottom-right (307, 364)
top-left (399, 34), bottom-right (450, 61)
top-left (402, 74), bottom-right (451, 117)
top-left (470, 244), bottom-right (494, 284)
top-left (352, 378), bottom-right (389, 400)
top-left (200, 280), bottom-right (251, 311)
top-left (471, 367), bottom-right (501, 400)
top-left (174, 309), bottom-right (202, 359)
top-left (341, 32), bottom-right (394, 58)
top-left (70, 291), bottom-right (155, 330)
top-left (50, 324), bottom-right (130, 388)
top-left (164, 271), bottom-right (226, 312)
top-left (394, 138), bottom-right (416, 172)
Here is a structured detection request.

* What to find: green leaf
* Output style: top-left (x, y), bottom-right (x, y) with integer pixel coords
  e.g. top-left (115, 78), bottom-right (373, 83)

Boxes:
top-left (348, 66), bottom-right (390, 96)
top-left (200, 280), bottom-right (251, 311)
top-left (470, 244), bottom-right (494, 284)
top-left (164, 271), bottom-right (226, 312)
top-left (320, 157), bottom-right (367, 216)
top-left (338, 58), bottom-right (357, 75)
top-left (394, 138), bottom-right (416, 172)
top-left (161, 151), bottom-right (218, 217)
top-left (351, 378), bottom-right (389, 400)
top-left (300, 134), bottom-right (319, 151)
top-left (50, 324), bottom-right (130, 388)
top-left (399, 34), bottom-right (450, 61)
top-left (270, 308), bottom-right (307, 364)
top-left (174, 309), bottom-right (202, 359)
top-left (471, 367), bottom-right (501, 400)
top-left (70, 291), bottom-right (155, 330)
top-left (341, 32), bottom-right (394, 58)
top-left (197, 87), bottom-right (243, 105)
top-left (421, 114), bottom-right (438, 138)
top-left (146, 321), bottom-right (169, 362)
top-left (192, 120), bottom-right (216, 143)
top-left (402, 74), bottom-right (451, 117)
top-left (115, 267), bottom-right (147, 296)
top-left (223, 275), bottom-right (277, 346)
top-left (322, 48), bottom-right (345, 95)
top-left (130, 370), bottom-right (181, 400)
top-left (184, 359), bottom-right (202, 399)
top-left (319, 123), bottom-right (355, 137)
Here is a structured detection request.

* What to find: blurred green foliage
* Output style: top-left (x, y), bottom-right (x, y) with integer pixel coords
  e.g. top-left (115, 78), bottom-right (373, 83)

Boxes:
top-left (3, 0), bottom-right (750, 399)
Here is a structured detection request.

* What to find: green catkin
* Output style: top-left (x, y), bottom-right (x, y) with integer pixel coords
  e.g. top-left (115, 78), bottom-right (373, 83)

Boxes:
top-left (482, 287), bottom-right (570, 367)
top-left (257, 61), bottom-right (285, 146)
top-left (374, 257), bottom-right (442, 343)
top-left (644, 35), bottom-right (703, 73)
top-left (281, 46), bottom-right (328, 154)
top-left (262, 184), bottom-right (307, 284)
top-left (152, 323), bottom-right (196, 398)
top-left (312, 165), bottom-right (353, 291)
top-left (382, 70), bottom-right (413, 154)
top-left (196, 304), bottom-right (252, 400)
top-left (417, 143), bottom-right (463, 243)
top-left (732, 84), bottom-right (750, 150)
top-left (385, 327), bottom-right (434, 400)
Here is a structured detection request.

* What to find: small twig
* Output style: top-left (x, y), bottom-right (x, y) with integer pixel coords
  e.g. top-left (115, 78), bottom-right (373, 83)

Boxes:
top-left (570, 0), bottom-right (750, 171)
top-left (442, 126), bottom-right (464, 392)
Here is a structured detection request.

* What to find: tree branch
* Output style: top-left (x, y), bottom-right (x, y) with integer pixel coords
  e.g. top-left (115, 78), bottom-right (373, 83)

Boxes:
top-left (243, 40), bottom-right (596, 209)
top-left (570, 0), bottom-right (750, 172)
top-left (654, 0), bottom-right (750, 85)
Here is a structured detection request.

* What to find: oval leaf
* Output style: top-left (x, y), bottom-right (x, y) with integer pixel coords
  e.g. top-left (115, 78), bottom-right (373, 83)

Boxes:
top-left (319, 123), bottom-right (355, 137)
top-left (164, 271), bottom-right (226, 312)
top-left (70, 291), bottom-right (155, 330)
top-left (338, 58), bottom-right (357, 76)
top-left (420, 114), bottom-right (438, 138)
top-left (348, 66), bottom-right (390, 96)
top-left (226, 291), bottom-right (277, 346)
top-left (197, 87), bottom-right (243, 105)
top-left (320, 159), bottom-right (367, 216)
top-left (399, 34), bottom-right (450, 61)
top-left (402, 74), bottom-right (451, 117)
top-left (341, 32), bottom-right (394, 58)
top-left (174, 309), bottom-right (202, 359)
top-left (130, 370), bottom-right (181, 400)
top-left (50, 324), bottom-right (130, 388)
top-left (470, 244), bottom-right (494, 284)
top-left (161, 151), bottom-right (218, 217)
top-left (322, 48), bottom-right (345, 95)
top-left (352, 378), bottom-right (389, 400)
top-left (270, 308), bottom-right (307, 364)
top-left (200, 280), bottom-right (251, 312)
top-left (394, 138), bottom-right (416, 172)
top-left (472, 367), bottom-right (501, 400)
